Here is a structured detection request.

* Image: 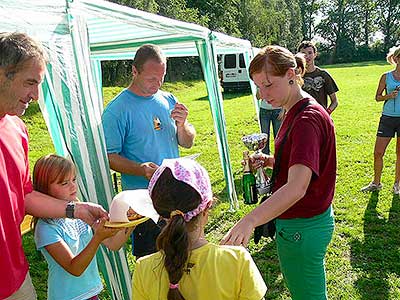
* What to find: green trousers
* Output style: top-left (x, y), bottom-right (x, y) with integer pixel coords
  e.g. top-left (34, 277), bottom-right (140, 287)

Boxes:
top-left (276, 206), bottom-right (334, 300)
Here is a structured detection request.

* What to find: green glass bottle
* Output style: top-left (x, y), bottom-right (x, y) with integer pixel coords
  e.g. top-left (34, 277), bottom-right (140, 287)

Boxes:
top-left (242, 151), bottom-right (258, 204)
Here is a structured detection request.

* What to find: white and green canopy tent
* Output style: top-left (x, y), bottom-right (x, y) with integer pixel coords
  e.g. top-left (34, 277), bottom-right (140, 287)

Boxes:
top-left (1, 0), bottom-right (255, 298)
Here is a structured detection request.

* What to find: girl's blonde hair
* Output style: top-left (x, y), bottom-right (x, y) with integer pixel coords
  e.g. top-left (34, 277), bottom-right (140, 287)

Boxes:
top-left (387, 46), bottom-right (400, 65)
top-left (31, 154), bottom-right (76, 228)
top-left (32, 154), bottom-right (76, 195)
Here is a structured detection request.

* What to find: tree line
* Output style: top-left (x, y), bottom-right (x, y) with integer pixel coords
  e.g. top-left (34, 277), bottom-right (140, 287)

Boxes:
top-left (102, 0), bottom-right (400, 85)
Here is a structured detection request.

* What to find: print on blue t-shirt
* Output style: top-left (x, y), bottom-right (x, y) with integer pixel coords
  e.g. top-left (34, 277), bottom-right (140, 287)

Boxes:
top-left (102, 89), bottom-right (180, 189)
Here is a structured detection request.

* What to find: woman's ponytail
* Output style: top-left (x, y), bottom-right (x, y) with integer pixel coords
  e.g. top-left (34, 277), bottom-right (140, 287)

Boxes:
top-left (157, 214), bottom-right (188, 300)
top-left (151, 168), bottom-right (202, 300)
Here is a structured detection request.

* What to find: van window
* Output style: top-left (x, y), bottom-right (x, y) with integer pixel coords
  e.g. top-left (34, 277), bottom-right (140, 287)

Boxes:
top-left (239, 53), bottom-right (246, 68)
top-left (224, 54), bottom-right (236, 69)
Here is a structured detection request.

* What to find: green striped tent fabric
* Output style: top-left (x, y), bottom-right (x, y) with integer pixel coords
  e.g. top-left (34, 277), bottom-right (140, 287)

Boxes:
top-left (38, 11), bottom-right (132, 300)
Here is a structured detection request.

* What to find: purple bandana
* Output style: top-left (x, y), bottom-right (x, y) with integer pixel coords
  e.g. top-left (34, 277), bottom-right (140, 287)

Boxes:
top-left (148, 158), bottom-right (213, 222)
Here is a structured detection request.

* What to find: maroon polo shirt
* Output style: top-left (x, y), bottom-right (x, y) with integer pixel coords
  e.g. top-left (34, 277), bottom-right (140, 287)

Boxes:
top-left (273, 98), bottom-right (336, 219)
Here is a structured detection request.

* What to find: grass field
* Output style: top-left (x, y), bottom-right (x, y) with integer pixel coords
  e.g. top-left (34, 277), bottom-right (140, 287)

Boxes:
top-left (22, 60), bottom-right (400, 299)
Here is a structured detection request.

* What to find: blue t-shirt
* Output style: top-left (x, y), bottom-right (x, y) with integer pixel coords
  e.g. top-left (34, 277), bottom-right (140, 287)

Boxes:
top-left (102, 89), bottom-right (180, 189)
top-left (34, 218), bottom-right (103, 300)
top-left (382, 71), bottom-right (400, 117)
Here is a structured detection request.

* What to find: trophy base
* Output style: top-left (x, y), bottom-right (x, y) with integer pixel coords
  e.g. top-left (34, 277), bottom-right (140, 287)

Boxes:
top-left (257, 186), bottom-right (269, 195)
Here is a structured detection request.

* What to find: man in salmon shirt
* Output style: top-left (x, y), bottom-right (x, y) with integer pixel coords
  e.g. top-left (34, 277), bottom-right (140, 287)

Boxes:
top-left (0, 32), bottom-right (108, 300)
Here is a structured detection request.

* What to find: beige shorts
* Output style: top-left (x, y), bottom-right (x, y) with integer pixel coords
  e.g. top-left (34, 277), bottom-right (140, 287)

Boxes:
top-left (5, 272), bottom-right (37, 300)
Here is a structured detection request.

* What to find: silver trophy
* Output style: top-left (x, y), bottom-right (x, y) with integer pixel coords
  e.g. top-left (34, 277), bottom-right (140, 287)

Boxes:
top-left (242, 133), bottom-right (270, 195)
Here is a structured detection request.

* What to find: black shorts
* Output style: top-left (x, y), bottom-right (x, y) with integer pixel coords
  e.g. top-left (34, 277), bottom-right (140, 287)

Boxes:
top-left (377, 115), bottom-right (400, 137)
top-left (131, 219), bottom-right (166, 258)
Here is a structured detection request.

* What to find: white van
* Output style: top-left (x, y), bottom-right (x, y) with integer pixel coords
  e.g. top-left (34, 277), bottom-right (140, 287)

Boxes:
top-left (219, 53), bottom-right (251, 92)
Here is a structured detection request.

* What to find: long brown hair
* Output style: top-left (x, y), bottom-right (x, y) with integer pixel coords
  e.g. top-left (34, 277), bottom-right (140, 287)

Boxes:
top-left (250, 46), bottom-right (302, 120)
top-left (151, 168), bottom-right (202, 300)
top-left (31, 154), bottom-right (75, 227)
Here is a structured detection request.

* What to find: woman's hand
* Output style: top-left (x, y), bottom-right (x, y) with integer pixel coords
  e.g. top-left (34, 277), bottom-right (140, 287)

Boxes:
top-left (220, 215), bottom-right (256, 247)
top-left (222, 164), bottom-right (313, 247)
top-left (389, 89), bottom-right (399, 99)
top-left (250, 153), bottom-right (275, 170)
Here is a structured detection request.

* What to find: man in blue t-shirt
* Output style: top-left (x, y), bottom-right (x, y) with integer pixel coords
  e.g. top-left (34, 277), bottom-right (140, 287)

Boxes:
top-left (102, 44), bottom-right (196, 257)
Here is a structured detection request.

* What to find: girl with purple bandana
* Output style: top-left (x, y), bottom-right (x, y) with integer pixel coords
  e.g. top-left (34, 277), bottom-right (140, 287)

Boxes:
top-left (132, 158), bottom-right (267, 300)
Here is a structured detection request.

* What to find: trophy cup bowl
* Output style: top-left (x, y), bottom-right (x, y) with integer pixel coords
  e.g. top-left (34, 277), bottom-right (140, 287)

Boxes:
top-left (242, 133), bottom-right (269, 195)
top-left (242, 133), bottom-right (268, 152)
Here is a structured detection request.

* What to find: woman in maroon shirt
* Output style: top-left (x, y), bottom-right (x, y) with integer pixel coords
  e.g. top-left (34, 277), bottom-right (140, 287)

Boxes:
top-left (222, 45), bottom-right (336, 300)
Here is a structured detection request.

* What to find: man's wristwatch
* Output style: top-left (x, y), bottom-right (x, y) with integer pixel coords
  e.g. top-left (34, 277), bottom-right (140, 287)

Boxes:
top-left (66, 201), bottom-right (75, 219)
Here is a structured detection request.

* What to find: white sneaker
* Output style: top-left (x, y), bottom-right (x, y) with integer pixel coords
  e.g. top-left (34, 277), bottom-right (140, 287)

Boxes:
top-left (393, 182), bottom-right (400, 195)
top-left (360, 182), bottom-right (382, 192)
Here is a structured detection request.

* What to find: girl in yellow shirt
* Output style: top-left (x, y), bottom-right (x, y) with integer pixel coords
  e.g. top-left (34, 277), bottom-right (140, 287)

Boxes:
top-left (132, 158), bottom-right (267, 300)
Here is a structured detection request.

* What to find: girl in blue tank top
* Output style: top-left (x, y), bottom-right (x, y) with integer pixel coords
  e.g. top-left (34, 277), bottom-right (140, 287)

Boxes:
top-left (382, 70), bottom-right (400, 116)
top-left (361, 46), bottom-right (400, 194)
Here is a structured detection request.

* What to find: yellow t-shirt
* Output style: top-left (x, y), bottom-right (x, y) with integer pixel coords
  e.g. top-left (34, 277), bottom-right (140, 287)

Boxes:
top-left (132, 243), bottom-right (267, 300)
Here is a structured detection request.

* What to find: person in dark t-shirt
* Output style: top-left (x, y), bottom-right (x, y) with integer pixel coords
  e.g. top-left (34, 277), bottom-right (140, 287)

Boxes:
top-left (298, 41), bottom-right (339, 114)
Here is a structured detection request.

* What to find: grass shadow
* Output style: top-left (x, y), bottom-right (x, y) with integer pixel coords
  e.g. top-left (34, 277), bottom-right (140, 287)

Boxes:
top-left (222, 91), bottom-right (252, 99)
top-left (195, 91), bottom-right (252, 101)
top-left (212, 170), bottom-right (243, 202)
top-left (213, 168), bottom-right (273, 204)
top-left (324, 60), bottom-right (387, 69)
top-left (209, 169), bottom-right (288, 297)
top-left (251, 240), bottom-right (287, 298)
top-left (350, 192), bottom-right (400, 300)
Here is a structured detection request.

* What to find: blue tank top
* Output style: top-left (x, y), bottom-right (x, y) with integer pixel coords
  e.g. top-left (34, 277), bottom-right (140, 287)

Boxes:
top-left (382, 71), bottom-right (400, 117)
